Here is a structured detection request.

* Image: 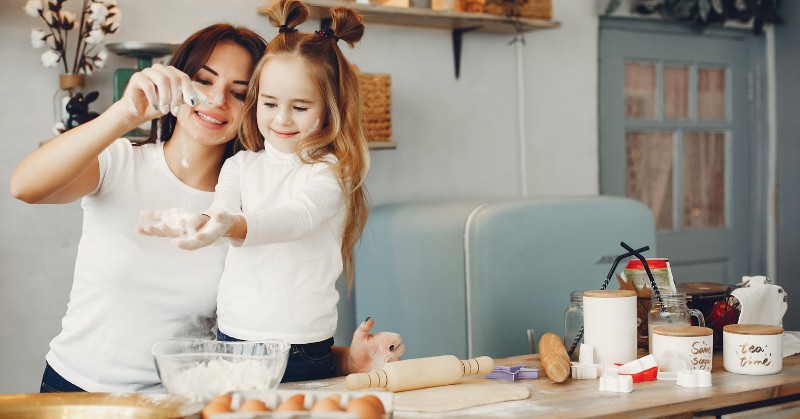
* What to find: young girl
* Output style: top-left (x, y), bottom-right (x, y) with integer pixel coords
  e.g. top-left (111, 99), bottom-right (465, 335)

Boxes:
top-left (139, 0), bottom-right (395, 382)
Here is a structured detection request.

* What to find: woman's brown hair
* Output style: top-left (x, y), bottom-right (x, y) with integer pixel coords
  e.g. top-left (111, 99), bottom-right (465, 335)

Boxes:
top-left (239, 0), bottom-right (370, 291)
top-left (139, 24), bottom-right (266, 161)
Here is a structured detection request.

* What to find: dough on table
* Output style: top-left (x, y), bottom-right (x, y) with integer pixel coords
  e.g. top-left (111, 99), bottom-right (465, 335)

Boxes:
top-left (392, 379), bottom-right (530, 413)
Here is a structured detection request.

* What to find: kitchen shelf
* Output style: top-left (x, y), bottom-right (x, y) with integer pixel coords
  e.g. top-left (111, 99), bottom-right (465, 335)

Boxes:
top-left (368, 141), bottom-right (396, 149)
top-left (257, 0), bottom-right (560, 77)
top-left (257, 0), bottom-right (559, 33)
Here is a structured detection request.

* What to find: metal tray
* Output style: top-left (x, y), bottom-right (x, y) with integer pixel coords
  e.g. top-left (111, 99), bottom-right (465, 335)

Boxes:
top-left (0, 392), bottom-right (201, 418)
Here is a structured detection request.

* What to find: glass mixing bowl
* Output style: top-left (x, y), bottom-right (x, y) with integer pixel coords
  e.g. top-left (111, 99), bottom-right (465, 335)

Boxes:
top-left (152, 338), bottom-right (290, 402)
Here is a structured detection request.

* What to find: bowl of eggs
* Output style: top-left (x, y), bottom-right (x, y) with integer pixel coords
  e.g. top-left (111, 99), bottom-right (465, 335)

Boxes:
top-left (152, 338), bottom-right (290, 402)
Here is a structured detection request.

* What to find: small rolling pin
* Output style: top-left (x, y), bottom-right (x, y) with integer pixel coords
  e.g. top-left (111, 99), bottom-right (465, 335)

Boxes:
top-left (539, 332), bottom-right (571, 383)
top-left (345, 355), bottom-right (494, 392)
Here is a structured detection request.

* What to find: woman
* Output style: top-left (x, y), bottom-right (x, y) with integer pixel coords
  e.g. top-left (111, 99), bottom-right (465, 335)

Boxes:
top-left (10, 23), bottom-right (402, 393)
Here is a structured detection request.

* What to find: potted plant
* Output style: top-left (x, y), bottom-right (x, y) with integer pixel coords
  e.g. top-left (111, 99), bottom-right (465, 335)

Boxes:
top-left (604, 0), bottom-right (781, 34)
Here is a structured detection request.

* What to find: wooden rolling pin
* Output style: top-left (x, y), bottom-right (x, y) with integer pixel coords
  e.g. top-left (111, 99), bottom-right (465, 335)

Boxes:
top-left (539, 332), bottom-right (571, 383)
top-left (345, 355), bottom-right (494, 392)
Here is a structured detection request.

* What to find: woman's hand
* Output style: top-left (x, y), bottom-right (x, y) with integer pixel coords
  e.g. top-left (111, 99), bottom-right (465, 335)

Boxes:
top-left (137, 208), bottom-right (209, 238)
top-left (123, 64), bottom-right (197, 121)
top-left (344, 317), bottom-right (405, 374)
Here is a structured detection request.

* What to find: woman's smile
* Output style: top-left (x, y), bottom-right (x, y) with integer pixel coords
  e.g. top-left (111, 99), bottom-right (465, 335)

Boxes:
top-left (194, 109), bottom-right (228, 130)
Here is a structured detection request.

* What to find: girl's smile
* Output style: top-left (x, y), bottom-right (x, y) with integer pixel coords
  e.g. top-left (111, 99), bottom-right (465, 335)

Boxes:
top-left (272, 128), bottom-right (298, 139)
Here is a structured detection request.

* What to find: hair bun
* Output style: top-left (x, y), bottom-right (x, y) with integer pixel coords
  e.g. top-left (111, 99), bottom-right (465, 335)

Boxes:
top-left (329, 7), bottom-right (364, 47)
top-left (266, 0), bottom-right (310, 32)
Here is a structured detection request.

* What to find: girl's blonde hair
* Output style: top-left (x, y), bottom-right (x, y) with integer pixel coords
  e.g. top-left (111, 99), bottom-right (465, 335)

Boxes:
top-left (238, 0), bottom-right (370, 291)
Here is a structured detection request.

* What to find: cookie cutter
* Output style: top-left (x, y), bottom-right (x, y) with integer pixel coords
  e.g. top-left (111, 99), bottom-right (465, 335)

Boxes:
top-left (676, 370), bottom-right (712, 388)
top-left (485, 365), bottom-right (539, 381)
top-left (617, 354), bottom-right (658, 383)
top-left (599, 374), bottom-right (633, 393)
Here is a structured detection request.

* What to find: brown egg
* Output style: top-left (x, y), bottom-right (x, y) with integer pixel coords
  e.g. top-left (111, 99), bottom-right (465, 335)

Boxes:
top-left (201, 400), bottom-right (233, 419)
top-left (357, 394), bottom-right (386, 414)
top-left (311, 395), bottom-right (343, 412)
top-left (275, 394), bottom-right (306, 411)
top-left (210, 394), bottom-right (233, 406)
top-left (238, 398), bottom-right (270, 412)
top-left (347, 397), bottom-right (383, 419)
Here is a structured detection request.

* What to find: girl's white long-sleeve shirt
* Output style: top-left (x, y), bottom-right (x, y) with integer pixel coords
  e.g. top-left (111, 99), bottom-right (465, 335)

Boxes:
top-left (209, 141), bottom-right (345, 344)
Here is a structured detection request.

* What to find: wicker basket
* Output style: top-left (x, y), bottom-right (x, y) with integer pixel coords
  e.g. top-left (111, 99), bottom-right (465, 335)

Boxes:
top-left (356, 70), bottom-right (392, 142)
top-left (483, 0), bottom-right (551, 19)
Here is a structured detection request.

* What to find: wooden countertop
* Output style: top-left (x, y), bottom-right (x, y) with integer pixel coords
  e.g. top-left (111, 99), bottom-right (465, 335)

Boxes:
top-left (468, 352), bottom-right (800, 418)
top-left (281, 350), bottom-right (800, 419)
top-left (281, 351), bottom-right (800, 418)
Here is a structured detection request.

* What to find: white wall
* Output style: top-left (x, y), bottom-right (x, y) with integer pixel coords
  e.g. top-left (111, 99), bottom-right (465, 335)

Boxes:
top-left (0, 0), bottom-right (598, 392)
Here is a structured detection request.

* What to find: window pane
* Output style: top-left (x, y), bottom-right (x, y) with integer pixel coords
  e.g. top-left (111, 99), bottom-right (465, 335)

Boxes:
top-left (625, 62), bottom-right (657, 119)
top-left (698, 67), bottom-right (726, 120)
top-left (683, 131), bottom-right (725, 229)
top-left (664, 65), bottom-right (689, 120)
top-left (626, 131), bottom-right (674, 230)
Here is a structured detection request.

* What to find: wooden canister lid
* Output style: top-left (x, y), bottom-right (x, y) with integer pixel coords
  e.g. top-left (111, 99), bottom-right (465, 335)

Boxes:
top-left (723, 324), bottom-right (784, 335)
top-left (584, 290), bottom-right (636, 298)
top-left (652, 325), bottom-right (713, 337)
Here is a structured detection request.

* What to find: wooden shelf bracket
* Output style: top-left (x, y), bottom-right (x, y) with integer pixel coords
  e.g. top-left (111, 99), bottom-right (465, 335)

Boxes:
top-left (452, 26), bottom-right (481, 79)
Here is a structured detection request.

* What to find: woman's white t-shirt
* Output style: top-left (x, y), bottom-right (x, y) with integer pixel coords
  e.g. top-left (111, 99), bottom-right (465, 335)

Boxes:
top-left (45, 139), bottom-right (227, 393)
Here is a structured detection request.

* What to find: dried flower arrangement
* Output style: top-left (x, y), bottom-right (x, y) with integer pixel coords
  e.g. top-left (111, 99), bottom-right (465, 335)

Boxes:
top-left (25, 0), bottom-right (121, 75)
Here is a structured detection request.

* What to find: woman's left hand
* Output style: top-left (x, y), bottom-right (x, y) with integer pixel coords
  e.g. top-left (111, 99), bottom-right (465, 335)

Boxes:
top-left (346, 317), bottom-right (405, 373)
top-left (137, 208), bottom-right (208, 238)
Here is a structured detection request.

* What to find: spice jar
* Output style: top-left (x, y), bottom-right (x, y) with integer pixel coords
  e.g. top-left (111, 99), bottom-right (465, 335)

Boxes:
top-left (723, 324), bottom-right (783, 375)
top-left (651, 325), bottom-right (713, 371)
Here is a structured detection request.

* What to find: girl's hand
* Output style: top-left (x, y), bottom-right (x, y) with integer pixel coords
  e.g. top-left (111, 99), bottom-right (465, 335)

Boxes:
top-left (347, 317), bottom-right (405, 373)
top-left (173, 211), bottom-right (234, 250)
top-left (137, 209), bottom-right (208, 238)
top-left (122, 64), bottom-right (197, 121)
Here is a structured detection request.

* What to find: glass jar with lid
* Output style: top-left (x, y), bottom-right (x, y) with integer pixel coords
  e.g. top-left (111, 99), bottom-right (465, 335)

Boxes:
top-left (647, 292), bottom-right (705, 353)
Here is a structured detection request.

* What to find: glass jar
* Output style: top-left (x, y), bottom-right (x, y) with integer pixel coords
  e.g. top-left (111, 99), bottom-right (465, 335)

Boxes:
top-left (54, 73), bottom-right (85, 132)
top-left (563, 290), bottom-right (584, 361)
top-left (647, 292), bottom-right (705, 353)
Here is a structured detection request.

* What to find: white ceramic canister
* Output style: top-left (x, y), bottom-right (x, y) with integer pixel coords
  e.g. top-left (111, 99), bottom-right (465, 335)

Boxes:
top-left (583, 290), bottom-right (637, 364)
top-left (723, 324), bottom-right (783, 375)
top-left (651, 325), bottom-right (713, 372)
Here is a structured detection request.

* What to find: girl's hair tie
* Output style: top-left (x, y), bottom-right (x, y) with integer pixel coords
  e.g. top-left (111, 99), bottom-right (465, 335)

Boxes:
top-left (278, 24), bottom-right (296, 34)
top-left (315, 26), bottom-right (339, 42)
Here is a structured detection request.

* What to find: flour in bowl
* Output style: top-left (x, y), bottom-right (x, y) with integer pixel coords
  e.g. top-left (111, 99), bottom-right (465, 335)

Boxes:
top-left (163, 358), bottom-right (283, 401)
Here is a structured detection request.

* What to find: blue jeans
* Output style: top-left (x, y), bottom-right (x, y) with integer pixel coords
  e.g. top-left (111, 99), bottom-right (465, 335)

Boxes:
top-left (216, 330), bottom-right (335, 383)
top-left (40, 363), bottom-right (86, 393)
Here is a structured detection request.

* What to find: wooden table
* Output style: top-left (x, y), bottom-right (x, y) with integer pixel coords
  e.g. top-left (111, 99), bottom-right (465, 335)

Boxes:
top-left (284, 352), bottom-right (800, 418)
top-left (449, 352), bottom-right (800, 419)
